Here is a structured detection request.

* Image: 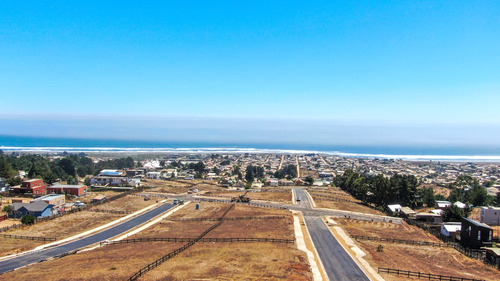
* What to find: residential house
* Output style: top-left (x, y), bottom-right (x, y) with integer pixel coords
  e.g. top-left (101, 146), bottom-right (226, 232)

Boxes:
top-left (435, 201), bottom-right (452, 209)
top-left (146, 172), bottom-right (162, 180)
top-left (387, 204), bottom-right (402, 215)
top-left (460, 218), bottom-right (493, 249)
top-left (48, 184), bottom-right (88, 196)
top-left (10, 179), bottom-right (46, 195)
top-left (480, 206), bottom-right (500, 226)
top-left (12, 201), bottom-right (53, 218)
top-left (440, 222), bottom-right (461, 240)
top-left (415, 212), bottom-right (442, 223)
top-left (32, 194), bottom-right (65, 207)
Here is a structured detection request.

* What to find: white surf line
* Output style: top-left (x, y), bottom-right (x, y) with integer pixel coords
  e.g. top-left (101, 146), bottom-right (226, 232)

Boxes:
top-left (324, 218), bottom-right (383, 281)
top-left (0, 200), bottom-right (167, 262)
top-left (292, 211), bottom-right (324, 281)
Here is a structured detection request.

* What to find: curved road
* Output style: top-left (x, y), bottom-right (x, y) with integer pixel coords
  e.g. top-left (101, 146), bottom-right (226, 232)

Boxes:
top-left (0, 203), bottom-right (175, 274)
top-left (295, 188), bottom-right (370, 281)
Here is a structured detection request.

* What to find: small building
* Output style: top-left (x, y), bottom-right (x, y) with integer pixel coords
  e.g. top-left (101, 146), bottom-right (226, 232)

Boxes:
top-left (435, 201), bottom-right (452, 209)
top-left (415, 212), bottom-right (442, 223)
top-left (480, 206), bottom-right (500, 226)
top-left (126, 169), bottom-right (146, 178)
top-left (441, 222), bottom-right (462, 240)
top-left (161, 169), bottom-right (177, 179)
top-left (400, 206), bottom-right (416, 218)
top-left (48, 184), bottom-right (88, 197)
top-left (460, 218), bottom-right (493, 249)
top-left (12, 201), bottom-right (53, 218)
top-left (485, 247), bottom-right (500, 269)
top-left (32, 194), bottom-right (65, 207)
top-left (387, 204), bottom-right (402, 214)
top-left (10, 179), bottom-right (46, 195)
top-left (278, 179), bottom-right (293, 186)
top-left (92, 195), bottom-right (107, 203)
top-left (453, 201), bottom-right (467, 209)
top-left (99, 169), bottom-right (124, 177)
top-left (266, 178), bottom-right (279, 187)
top-left (146, 172), bottom-right (162, 180)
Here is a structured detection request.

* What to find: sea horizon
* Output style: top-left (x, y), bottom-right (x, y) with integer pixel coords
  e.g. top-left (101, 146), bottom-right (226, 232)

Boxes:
top-left (1, 135), bottom-right (500, 162)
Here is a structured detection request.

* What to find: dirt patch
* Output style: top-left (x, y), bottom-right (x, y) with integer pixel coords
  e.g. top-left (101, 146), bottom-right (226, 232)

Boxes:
top-left (315, 200), bottom-right (385, 215)
top-left (209, 191), bottom-right (292, 203)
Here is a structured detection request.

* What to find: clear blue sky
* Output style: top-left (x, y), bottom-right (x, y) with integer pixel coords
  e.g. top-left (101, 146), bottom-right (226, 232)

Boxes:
top-left (1, 1), bottom-right (499, 146)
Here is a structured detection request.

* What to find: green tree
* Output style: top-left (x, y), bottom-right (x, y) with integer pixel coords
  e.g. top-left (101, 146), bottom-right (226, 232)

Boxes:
top-left (2, 205), bottom-right (13, 214)
top-left (0, 158), bottom-right (16, 179)
top-left (442, 205), bottom-right (469, 222)
top-left (419, 187), bottom-right (436, 207)
top-left (21, 214), bottom-right (36, 225)
top-left (84, 177), bottom-right (91, 186)
top-left (305, 176), bottom-right (314, 185)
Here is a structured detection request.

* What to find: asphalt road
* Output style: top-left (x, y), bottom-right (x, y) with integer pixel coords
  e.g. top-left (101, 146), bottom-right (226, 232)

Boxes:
top-left (0, 203), bottom-right (175, 274)
top-left (294, 188), bottom-right (370, 281)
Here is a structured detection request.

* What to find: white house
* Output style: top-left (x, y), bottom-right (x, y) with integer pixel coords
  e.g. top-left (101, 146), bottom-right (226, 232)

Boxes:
top-left (146, 172), bottom-right (162, 180)
top-left (441, 223), bottom-right (462, 239)
top-left (387, 204), bottom-right (402, 214)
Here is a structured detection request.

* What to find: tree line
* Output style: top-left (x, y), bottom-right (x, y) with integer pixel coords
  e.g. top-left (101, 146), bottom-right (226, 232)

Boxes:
top-left (0, 152), bottom-right (136, 185)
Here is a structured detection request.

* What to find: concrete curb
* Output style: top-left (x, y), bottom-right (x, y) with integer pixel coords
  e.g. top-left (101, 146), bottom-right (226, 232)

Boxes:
top-left (292, 211), bottom-right (323, 281)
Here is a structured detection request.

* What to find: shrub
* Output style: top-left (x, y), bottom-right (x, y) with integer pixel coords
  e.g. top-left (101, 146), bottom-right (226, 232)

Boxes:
top-left (21, 214), bottom-right (35, 225)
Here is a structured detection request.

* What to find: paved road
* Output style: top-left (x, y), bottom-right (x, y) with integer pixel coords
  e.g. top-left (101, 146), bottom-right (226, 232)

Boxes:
top-left (295, 188), bottom-right (370, 281)
top-left (0, 203), bottom-right (175, 274)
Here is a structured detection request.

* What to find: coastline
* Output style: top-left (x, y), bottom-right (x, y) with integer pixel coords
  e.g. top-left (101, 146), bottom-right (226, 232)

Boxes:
top-left (1, 145), bottom-right (500, 162)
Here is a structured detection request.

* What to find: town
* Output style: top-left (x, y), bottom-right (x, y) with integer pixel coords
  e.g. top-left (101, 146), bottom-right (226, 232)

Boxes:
top-left (0, 151), bottom-right (499, 280)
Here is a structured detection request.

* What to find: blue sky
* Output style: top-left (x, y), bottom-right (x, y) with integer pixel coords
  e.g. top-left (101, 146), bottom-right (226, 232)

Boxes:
top-left (1, 1), bottom-right (499, 146)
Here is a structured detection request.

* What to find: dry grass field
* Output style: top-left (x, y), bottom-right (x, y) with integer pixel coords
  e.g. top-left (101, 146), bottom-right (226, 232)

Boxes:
top-left (145, 179), bottom-right (226, 194)
top-left (208, 190), bottom-right (292, 203)
top-left (141, 243), bottom-right (312, 281)
top-left (77, 190), bottom-right (126, 204)
top-left (0, 201), bottom-right (312, 280)
top-left (0, 211), bottom-right (122, 256)
top-left (308, 189), bottom-right (385, 215)
top-left (0, 242), bottom-right (185, 281)
top-left (333, 219), bottom-right (500, 281)
top-left (89, 195), bottom-right (157, 212)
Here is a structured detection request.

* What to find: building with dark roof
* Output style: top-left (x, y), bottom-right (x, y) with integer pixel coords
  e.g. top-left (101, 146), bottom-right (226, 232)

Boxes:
top-left (12, 201), bottom-right (53, 218)
top-left (460, 217), bottom-right (493, 249)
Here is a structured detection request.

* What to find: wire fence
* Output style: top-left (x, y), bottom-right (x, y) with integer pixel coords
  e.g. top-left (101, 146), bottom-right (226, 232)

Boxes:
top-left (378, 267), bottom-right (484, 281)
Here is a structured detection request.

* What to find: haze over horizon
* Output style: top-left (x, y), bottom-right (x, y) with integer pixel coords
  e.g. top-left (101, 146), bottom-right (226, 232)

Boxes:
top-left (1, 1), bottom-right (499, 148)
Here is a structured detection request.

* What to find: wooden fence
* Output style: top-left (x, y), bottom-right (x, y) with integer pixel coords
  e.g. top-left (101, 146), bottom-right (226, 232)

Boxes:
top-left (378, 267), bottom-right (484, 281)
top-left (309, 193), bottom-right (359, 204)
top-left (88, 209), bottom-right (131, 215)
top-left (404, 218), bottom-right (486, 261)
top-left (128, 204), bottom-right (235, 281)
top-left (0, 233), bottom-right (56, 241)
top-left (102, 237), bottom-right (294, 246)
top-left (168, 215), bottom-right (287, 222)
top-left (351, 235), bottom-right (450, 247)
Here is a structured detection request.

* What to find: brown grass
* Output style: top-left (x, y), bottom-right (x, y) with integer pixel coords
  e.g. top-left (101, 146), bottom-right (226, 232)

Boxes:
top-left (78, 190), bottom-right (125, 204)
top-left (0, 211), bottom-right (122, 257)
top-left (308, 188), bottom-right (385, 215)
top-left (140, 243), bottom-right (312, 281)
top-left (333, 219), bottom-right (500, 281)
top-left (209, 191), bottom-right (292, 203)
top-left (89, 195), bottom-right (157, 212)
top-left (0, 242), bottom-right (185, 281)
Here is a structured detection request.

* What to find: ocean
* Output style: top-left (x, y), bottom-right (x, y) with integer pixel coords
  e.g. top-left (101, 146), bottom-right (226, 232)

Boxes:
top-left (1, 135), bottom-right (500, 162)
